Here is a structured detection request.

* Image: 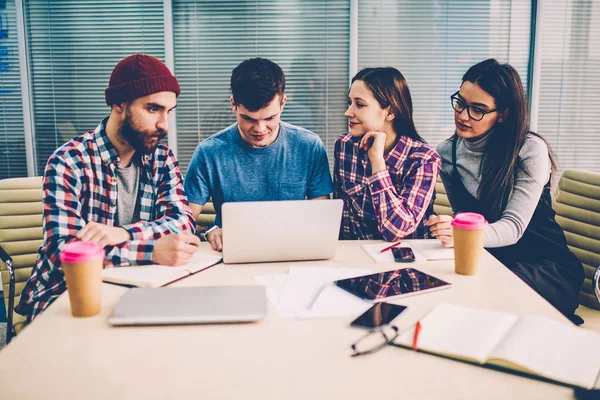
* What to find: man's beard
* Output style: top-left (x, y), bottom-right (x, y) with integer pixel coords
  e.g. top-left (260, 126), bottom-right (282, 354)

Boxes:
top-left (120, 109), bottom-right (167, 154)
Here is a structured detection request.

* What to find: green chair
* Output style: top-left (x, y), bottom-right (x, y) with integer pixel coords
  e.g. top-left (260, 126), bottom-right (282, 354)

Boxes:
top-left (553, 170), bottom-right (600, 329)
top-left (0, 177), bottom-right (43, 343)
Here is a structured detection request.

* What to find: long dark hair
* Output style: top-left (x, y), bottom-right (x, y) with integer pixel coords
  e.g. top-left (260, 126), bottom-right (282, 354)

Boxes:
top-left (462, 59), bottom-right (557, 220)
top-left (352, 67), bottom-right (426, 143)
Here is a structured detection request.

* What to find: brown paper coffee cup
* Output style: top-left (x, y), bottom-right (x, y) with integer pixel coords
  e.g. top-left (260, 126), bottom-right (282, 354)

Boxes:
top-left (60, 241), bottom-right (105, 317)
top-left (451, 213), bottom-right (488, 276)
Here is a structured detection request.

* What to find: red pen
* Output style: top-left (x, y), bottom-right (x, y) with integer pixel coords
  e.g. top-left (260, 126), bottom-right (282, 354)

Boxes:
top-left (412, 321), bottom-right (422, 351)
top-left (379, 241), bottom-right (402, 253)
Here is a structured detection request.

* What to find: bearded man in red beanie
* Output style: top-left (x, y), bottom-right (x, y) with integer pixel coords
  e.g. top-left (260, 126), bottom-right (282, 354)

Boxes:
top-left (16, 54), bottom-right (200, 322)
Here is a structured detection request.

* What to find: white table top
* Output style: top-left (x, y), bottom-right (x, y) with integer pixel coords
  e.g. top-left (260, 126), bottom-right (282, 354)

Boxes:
top-left (0, 240), bottom-right (581, 399)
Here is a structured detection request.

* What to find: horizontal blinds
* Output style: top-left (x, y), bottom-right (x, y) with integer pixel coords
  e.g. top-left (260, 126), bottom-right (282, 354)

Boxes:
top-left (24, 0), bottom-right (165, 175)
top-left (357, 0), bottom-right (531, 148)
top-left (537, 0), bottom-right (600, 172)
top-left (172, 0), bottom-right (350, 174)
top-left (0, 0), bottom-right (27, 178)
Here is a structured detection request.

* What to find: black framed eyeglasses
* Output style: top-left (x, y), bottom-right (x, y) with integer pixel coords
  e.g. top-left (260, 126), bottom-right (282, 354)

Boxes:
top-left (350, 325), bottom-right (399, 357)
top-left (450, 91), bottom-right (497, 121)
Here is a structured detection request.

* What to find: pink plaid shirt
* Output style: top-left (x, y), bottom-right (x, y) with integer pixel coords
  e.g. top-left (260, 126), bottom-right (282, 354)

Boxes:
top-left (16, 118), bottom-right (195, 321)
top-left (334, 132), bottom-right (441, 241)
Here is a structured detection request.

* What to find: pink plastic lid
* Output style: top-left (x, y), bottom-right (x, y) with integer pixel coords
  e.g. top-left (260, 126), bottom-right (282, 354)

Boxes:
top-left (59, 241), bottom-right (105, 263)
top-left (451, 212), bottom-right (488, 230)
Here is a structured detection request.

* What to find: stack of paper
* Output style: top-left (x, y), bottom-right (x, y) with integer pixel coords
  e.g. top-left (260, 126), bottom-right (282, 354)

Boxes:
top-left (254, 266), bottom-right (372, 319)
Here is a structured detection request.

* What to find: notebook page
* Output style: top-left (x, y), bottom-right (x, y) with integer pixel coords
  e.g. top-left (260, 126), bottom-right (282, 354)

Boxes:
top-left (410, 240), bottom-right (455, 260)
top-left (102, 248), bottom-right (222, 287)
top-left (183, 250), bottom-right (222, 273)
top-left (487, 315), bottom-right (600, 389)
top-left (394, 303), bottom-right (518, 364)
top-left (102, 266), bottom-right (189, 288)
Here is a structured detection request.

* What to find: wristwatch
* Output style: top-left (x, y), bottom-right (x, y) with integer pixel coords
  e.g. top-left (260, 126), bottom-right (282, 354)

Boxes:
top-left (200, 225), bottom-right (219, 241)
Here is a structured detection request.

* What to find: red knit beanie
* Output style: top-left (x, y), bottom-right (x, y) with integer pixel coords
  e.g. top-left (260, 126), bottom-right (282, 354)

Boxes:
top-left (105, 54), bottom-right (180, 106)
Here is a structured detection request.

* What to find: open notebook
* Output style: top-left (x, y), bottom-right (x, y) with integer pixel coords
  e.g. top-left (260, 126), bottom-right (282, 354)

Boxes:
top-left (393, 303), bottom-right (600, 389)
top-left (102, 247), bottom-right (222, 288)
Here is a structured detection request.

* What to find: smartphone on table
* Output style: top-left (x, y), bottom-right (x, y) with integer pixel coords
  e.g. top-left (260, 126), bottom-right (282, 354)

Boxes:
top-left (350, 302), bottom-right (407, 330)
top-left (392, 247), bottom-right (416, 262)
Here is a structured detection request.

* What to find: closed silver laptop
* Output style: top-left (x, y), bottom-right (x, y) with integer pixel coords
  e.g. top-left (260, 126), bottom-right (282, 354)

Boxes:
top-left (108, 286), bottom-right (267, 326)
top-left (221, 199), bottom-right (343, 264)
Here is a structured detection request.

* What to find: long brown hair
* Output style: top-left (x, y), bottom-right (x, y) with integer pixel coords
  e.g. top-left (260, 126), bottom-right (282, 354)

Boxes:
top-left (352, 67), bottom-right (426, 143)
top-left (462, 59), bottom-right (557, 220)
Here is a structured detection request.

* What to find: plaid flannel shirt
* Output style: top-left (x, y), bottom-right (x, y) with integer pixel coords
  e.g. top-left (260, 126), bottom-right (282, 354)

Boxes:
top-left (333, 132), bottom-right (441, 241)
top-left (16, 118), bottom-right (195, 321)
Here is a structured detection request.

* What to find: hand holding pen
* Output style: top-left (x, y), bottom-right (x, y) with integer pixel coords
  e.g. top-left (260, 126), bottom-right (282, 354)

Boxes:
top-left (150, 224), bottom-right (201, 266)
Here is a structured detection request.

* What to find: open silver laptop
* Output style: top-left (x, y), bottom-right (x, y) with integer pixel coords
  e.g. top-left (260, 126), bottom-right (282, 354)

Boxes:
top-left (221, 199), bottom-right (343, 264)
top-left (108, 286), bottom-right (267, 326)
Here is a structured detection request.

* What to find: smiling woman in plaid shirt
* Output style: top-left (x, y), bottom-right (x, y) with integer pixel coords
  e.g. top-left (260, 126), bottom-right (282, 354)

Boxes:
top-left (16, 55), bottom-right (200, 321)
top-left (334, 67), bottom-right (441, 241)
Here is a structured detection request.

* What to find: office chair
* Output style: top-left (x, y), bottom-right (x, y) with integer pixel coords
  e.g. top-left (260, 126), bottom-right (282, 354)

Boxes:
top-left (196, 200), bottom-right (216, 229)
top-left (553, 170), bottom-right (600, 329)
top-left (0, 177), bottom-right (43, 344)
top-left (433, 179), bottom-right (453, 217)
top-left (594, 266), bottom-right (600, 305)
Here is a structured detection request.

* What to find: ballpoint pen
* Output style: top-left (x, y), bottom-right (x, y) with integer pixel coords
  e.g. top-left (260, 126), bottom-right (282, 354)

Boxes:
top-left (167, 223), bottom-right (200, 248)
top-left (379, 241), bottom-right (402, 253)
top-left (167, 223), bottom-right (181, 234)
top-left (412, 321), bottom-right (422, 351)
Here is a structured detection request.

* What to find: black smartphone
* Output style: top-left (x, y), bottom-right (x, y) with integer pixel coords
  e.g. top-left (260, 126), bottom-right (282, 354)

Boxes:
top-left (350, 302), bottom-right (407, 330)
top-left (392, 247), bottom-right (416, 262)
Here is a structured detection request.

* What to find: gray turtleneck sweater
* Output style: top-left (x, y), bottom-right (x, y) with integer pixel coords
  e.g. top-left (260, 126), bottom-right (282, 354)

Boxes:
top-left (437, 133), bottom-right (551, 248)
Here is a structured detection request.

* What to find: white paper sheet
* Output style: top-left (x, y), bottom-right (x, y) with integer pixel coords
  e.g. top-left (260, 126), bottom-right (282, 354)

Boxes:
top-left (361, 242), bottom-right (413, 262)
top-left (362, 241), bottom-right (454, 262)
top-left (253, 274), bottom-right (288, 308)
top-left (410, 240), bottom-right (455, 260)
top-left (297, 284), bottom-right (372, 319)
top-left (254, 267), bottom-right (372, 319)
top-left (278, 267), bottom-right (371, 312)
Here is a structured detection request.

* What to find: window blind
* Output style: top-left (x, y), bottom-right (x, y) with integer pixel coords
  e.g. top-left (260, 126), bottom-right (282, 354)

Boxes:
top-left (24, 0), bottom-right (165, 175)
top-left (0, 0), bottom-right (27, 178)
top-left (357, 0), bottom-right (531, 148)
top-left (536, 0), bottom-right (600, 172)
top-left (172, 0), bottom-right (350, 174)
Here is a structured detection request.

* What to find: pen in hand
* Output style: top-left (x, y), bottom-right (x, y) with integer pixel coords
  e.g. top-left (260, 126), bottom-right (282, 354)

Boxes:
top-left (167, 223), bottom-right (182, 235)
top-left (167, 223), bottom-right (198, 247)
top-left (379, 241), bottom-right (402, 253)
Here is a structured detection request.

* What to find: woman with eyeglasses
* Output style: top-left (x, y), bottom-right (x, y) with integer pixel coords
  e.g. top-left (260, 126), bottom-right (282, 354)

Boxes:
top-left (334, 67), bottom-right (441, 241)
top-left (426, 59), bottom-right (584, 323)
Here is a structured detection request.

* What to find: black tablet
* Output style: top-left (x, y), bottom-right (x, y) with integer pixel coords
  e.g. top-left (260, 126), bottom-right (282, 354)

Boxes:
top-left (334, 268), bottom-right (451, 301)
